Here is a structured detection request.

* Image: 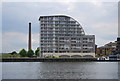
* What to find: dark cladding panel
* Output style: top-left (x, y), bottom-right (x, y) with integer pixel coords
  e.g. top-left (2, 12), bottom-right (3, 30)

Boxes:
top-left (117, 37), bottom-right (120, 54)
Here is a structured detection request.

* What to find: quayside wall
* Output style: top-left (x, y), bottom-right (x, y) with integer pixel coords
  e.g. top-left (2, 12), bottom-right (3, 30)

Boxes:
top-left (1, 58), bottom-right (119, 62)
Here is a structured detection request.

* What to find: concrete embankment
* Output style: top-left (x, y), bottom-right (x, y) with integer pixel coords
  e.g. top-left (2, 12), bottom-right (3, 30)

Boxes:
top-left (1, 58), bottom-right (119, 62)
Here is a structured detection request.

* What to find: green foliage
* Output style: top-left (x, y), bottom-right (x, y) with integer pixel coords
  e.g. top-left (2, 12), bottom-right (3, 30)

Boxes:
top-left (35, 47), bottom-right (40, 57)
top-left (19, 49), bottom-right (27, 57)
top-left (11, 51), bottom-right (17, 55)
top-left (27, 49), bottom-right (34, 57)
top-left (45, 56), bottom-right (56, 58)
top-left (1, 53), bottom-right (21, 58)
top-left (1, 53), bottom-right (11, 58)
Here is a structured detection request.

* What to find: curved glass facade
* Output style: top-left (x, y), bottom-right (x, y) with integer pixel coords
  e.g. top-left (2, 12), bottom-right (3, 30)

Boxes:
top-left (39, 15), bottom-right (95, 57)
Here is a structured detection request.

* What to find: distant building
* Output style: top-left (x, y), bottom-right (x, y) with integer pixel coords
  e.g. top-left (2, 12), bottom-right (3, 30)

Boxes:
top-left (97, 41), bottom-right (117, 56)
top-left (117, 38), bottom-right (120, 54)
top-left (95, 44), bottom-right (97, 54)
top-left (39, 15), bottom-right (95, 57)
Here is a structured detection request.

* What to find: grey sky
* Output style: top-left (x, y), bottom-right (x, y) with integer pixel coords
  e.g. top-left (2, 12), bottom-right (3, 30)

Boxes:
top-left (118, 2), bottom-right (120, 37)
top-left (1, 0), bottom-right (119, 53)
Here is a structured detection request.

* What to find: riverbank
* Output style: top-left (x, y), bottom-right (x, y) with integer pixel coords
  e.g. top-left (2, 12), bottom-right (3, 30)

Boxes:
top-left (1, 58), bottom-right (120, 62)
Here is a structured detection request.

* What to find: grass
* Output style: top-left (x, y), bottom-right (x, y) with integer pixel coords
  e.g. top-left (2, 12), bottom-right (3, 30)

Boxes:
top-left (1, 53), bottom-right (30, 58)
top-left (45, 56), bottom-right (97, 59)
top-left (0, 53), bottom-right (12, 58)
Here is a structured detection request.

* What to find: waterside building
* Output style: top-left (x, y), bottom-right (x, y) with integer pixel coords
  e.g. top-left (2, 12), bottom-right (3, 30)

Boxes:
top-left (39, 15), bottom-right (95, 57)
top-left (97, 41), bottom-right (117, 56)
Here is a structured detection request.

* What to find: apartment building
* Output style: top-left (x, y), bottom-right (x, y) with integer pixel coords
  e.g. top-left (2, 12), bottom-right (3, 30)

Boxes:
top-left (39, 15), bottom-right (95, 57)
top-left (97, 41), bottom-right (117, 56)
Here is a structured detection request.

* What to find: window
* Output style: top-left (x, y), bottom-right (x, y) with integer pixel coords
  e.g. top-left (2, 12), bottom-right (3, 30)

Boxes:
top-left (83, 38), bottom-right (87, 40)
top-left (83, 45), bottom-right (87, 46)
top-left (83, 51), bottom-right (88, 53)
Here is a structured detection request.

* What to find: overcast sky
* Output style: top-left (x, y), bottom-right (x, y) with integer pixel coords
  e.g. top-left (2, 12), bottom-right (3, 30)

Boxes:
top-left (1, 0), bottom-right (119, 53)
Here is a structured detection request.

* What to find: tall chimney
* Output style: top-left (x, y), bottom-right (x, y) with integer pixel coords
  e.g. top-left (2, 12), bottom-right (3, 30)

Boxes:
top-left (28, 22), bottom-right (32, 50)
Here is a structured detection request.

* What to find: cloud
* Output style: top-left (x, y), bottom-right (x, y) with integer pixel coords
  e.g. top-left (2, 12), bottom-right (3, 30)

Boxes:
top-left (2, 32), bottom-right (27, 53)
top-left (2, 2), bottom-right (118, 52)
top-left (2, 0), bottom-right (119, 2)
top-left (119, 1), bottom-right (120, 37)
top-left (90, 1), bottom-right (103, 7)
top-left (0, 2), bottom-right (2, 53)
top-left (2, 2), bottom-right (40, 33)
top-left (91, 23), bottom-right (118, 45)
top-left (2, 32), bottom-right (39, 53)
top-left (96, 37), bottom-right (115, 47)
top-left (32, 33), bottom-right (39, 50)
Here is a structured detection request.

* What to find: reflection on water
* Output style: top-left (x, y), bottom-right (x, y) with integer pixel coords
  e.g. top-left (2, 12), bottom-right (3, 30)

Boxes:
top-left (2, 62), bottom-right (118, 79)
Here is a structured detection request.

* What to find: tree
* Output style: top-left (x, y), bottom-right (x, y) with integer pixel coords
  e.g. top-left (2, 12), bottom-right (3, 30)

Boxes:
top-left (27, 49), bottom-right (34, 57)
top-left (19, 49), bottom-right (27, 57)
top-left (35, 47), bottom-right (40, 57)
top-left (11, 51), bottom-right (17, 55)
top-left (10, 51), bottom-right (17, 57)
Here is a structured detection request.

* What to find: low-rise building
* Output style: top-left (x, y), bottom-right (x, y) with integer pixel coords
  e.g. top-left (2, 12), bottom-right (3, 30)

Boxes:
top-left (97, 41), bottom-right (117, 56)
top-left (117, 37), bottom-right (120, 54)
